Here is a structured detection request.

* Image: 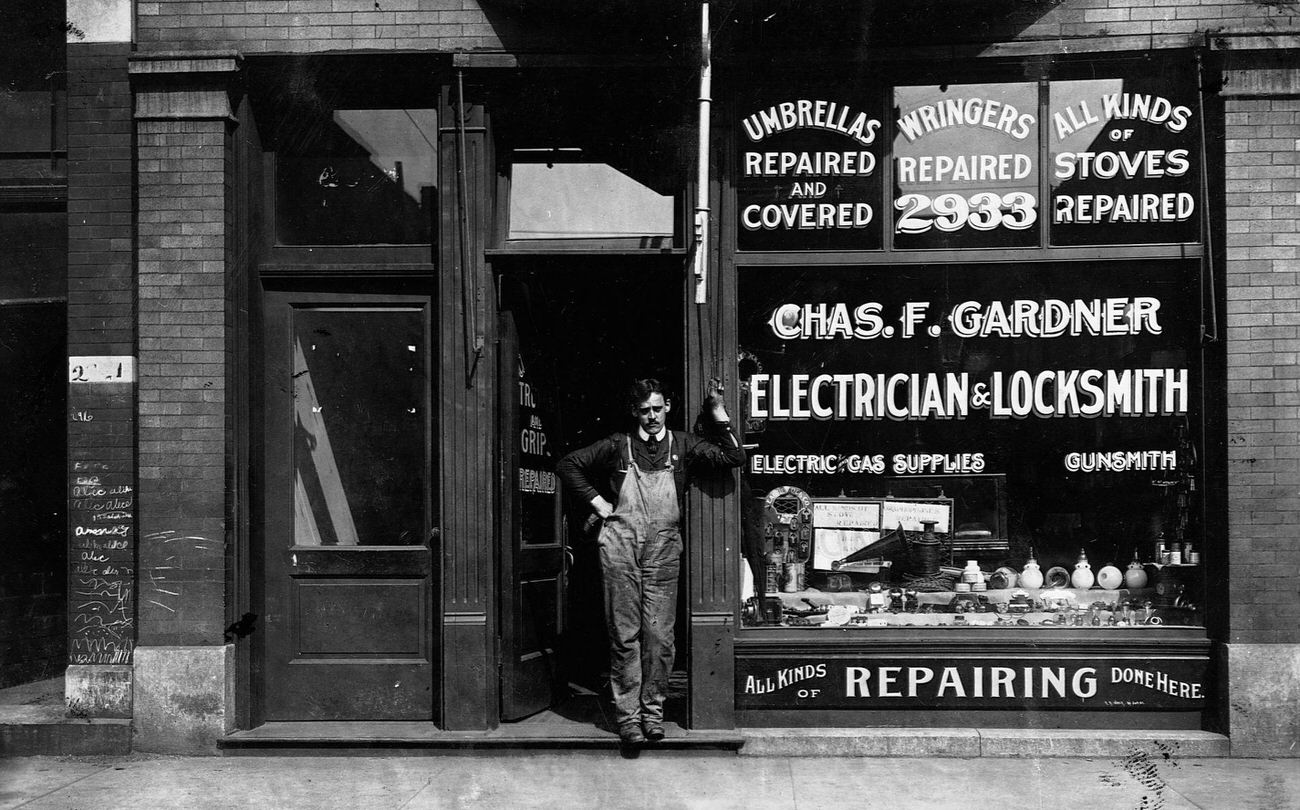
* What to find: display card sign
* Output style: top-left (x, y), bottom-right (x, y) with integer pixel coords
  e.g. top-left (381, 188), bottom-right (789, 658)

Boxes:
top-left (736, 655), bottom-right (1208, 710)
top-left (736, 98), bottom-right (884, 251)
top-left (892, 82), bottom-right (1040, 250)
top-left (810, 500), bottom-right (883, 570)
top-left (881, 499), bottom-right (950, 533)
top-left (1049, 76), bottom-right (1199, 246)
top-left (812, 500), bottom-right (881, 530)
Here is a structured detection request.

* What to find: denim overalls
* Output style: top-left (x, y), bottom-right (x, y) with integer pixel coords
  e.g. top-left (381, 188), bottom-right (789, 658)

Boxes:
top-left (597, 433), bottom-right (681, 731)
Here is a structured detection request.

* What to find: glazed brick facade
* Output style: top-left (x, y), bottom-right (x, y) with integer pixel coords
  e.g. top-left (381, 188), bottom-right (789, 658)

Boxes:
top-left (133, 0), bottom-right (1300, 54)
top-left (1223, 97), bottom-right (1300, 646)
top-left (135, 119), bottom-right (232, 647)
top-left (136, 0), bottom-right (514, 52)
top-left (66, 42), bottom-right (136, 668)
top-left (68, 45), bottom-right (133, 356)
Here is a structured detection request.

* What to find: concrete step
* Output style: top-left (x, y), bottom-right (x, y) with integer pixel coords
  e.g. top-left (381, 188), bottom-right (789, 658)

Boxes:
top-left (0, 677), bottom-right (131, 756)
top-left (0, 717), bottom-right (133, 756)
top-left (221, 720), bottom-right (744, 756)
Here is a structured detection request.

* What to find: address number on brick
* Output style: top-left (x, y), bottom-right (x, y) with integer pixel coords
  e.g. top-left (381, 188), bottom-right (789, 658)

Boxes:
top-left (69, 356), bottom-right (136, 384)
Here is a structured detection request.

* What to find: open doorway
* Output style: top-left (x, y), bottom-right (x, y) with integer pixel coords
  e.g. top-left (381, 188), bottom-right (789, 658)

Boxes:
top-left (497, 258), bottom-right (687, 732)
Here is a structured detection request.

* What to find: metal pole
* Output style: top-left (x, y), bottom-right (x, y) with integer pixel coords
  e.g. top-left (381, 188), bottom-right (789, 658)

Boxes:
top-left (693, 0), bottom-right (712, 305)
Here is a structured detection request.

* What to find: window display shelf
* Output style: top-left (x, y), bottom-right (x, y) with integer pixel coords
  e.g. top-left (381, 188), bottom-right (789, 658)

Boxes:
top-left (734, 624), bottom-right (1213, 657)
top-left (745, 586), bottom-right (1202, 629)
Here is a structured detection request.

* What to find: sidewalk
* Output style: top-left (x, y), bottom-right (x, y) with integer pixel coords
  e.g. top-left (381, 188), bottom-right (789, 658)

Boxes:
top-left (3, 752), bottom-right (1297, 809)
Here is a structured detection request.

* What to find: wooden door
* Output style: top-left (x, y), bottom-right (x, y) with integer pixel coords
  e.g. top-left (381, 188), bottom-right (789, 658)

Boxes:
top-left (260, 291), bottom-right (437, 721)
top-left (498, 300), bottom-right (567, 720)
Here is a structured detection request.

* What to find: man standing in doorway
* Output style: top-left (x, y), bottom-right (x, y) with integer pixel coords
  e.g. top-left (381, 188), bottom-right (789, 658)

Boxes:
top-left (557, 379), bottom-right (744, 745)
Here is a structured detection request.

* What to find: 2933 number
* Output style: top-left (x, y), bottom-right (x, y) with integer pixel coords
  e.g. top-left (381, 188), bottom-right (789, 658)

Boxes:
top-left (894, 191), bottom-right (1038, 234)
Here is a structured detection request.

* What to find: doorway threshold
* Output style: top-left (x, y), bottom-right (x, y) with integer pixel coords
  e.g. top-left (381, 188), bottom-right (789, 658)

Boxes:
top-left (220, 720), bottom-right (744, 755)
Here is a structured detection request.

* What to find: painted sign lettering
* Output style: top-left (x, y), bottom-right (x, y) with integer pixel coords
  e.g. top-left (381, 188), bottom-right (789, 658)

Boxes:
top-left (892, 82), bottom-right (1040, 250)
top-left (736, 656), bottom-right (1208, 709)
top-left (736, 97), bottom-right (884, 251)
top-left (1050, 78), bottom-right (1199, 245)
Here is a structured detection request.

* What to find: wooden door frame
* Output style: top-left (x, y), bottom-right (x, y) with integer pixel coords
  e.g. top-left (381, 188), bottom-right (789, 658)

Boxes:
top-left (249, 278), bottom-right (441, 726)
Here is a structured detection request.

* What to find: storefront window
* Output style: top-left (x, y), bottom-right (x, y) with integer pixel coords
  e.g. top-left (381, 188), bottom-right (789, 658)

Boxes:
top-left (735, 95), bottom-right (885, 251)
top-left (737, 261), bottom-right (1204, 632)
top-left (892, 82), bottom-right (1040, 250)
top-left (275, 108), bottom-right (437, 246)
top-left (1049, 74), bottom-right (1200, 246)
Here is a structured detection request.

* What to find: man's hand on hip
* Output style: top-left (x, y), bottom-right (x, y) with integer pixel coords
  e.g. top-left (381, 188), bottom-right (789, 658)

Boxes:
top-left (591, 496), bottom-right (615, 519)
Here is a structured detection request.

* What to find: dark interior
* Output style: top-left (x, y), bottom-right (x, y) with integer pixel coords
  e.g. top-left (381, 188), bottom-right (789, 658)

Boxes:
top-left (500, 259), bottom-right (688, 722)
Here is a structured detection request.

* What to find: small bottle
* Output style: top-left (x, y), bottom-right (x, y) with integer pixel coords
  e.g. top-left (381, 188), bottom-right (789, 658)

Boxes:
top-left (962, 560), bottom-right (981, 584)
top-left (781, 562), bottom-right (800, 593)
top-left (1155, 537), bottom-right (1168, 565)
top-left (1019, 551), bottom-right (1044, 589)
top-left (1071, 548), bottom-right (1095, 589)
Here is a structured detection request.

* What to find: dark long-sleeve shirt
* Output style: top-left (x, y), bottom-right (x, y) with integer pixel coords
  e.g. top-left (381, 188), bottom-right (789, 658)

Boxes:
top-left (556, 425), bottom-right (745, 515)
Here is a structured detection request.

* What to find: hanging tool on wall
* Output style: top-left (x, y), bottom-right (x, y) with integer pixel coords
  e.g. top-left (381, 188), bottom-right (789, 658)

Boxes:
top-left (456, 68), bottom-right (484, 386)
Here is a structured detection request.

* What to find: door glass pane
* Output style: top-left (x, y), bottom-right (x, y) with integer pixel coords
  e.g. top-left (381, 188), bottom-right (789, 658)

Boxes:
top-left (515, 352), bottom-right (558, 546)
top-left (292, 307), bottom-right (425, 546)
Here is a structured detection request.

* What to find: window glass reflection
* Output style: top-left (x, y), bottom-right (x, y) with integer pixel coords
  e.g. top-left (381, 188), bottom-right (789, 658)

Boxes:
top-left (508, 161), bottom-right (673, 240)
top-left (292, 308), bottom-right (425, 546)
top-left (276, 109), bottom-right (437, 245)
top-left (1048, 77), bottom-right (1199, 246)
top-left (736, 262), bottom-right (1202, 629)
top-left (892, 83), bottom-right (1040, 250)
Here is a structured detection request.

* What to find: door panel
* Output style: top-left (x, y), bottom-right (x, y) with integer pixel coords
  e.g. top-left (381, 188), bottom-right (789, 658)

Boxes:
top-left (294, 579), bottom-right (426, 654)
top-left (261, 292), bottom-right (437, 721)
top-left (499, 303), bottom-right (567, 720)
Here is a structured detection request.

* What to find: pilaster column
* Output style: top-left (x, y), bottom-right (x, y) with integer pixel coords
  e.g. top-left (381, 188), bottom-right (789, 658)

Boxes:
top-left (1213, 33), bottom-right (1300, 757)
top-left (128, 52), bottom-right (241, 754)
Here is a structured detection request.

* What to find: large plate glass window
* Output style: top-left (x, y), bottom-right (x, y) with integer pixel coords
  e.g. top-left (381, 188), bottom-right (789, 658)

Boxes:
top-left (737, 261), bottom-right (1204, 633)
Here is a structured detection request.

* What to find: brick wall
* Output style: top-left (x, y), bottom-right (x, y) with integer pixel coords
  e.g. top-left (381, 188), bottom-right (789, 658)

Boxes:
top-left (134, 0), bottom-right (1300, 55)
top-left (1224, 97), bottom-right (1300, 646)
top-left (66, 42), bottom-right (136, 668)
top-left (136, 119), bottom-right (230, 647)
top-left (137, 0), bottom-right (516, 52)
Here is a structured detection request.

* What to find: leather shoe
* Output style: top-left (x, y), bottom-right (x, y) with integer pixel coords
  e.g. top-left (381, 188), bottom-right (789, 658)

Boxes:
top-left (618, 724), bottom-right (646, 745)
top-left (642, 722), bottom-right (665, 742)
